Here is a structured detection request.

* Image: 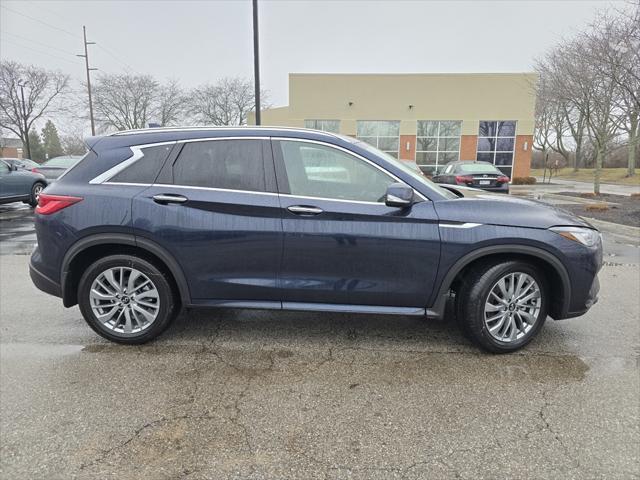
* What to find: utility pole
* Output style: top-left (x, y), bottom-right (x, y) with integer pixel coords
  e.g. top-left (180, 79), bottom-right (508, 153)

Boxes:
top-left (17, 81), bottom-right (31, 159)
top-left (77, 26), bottom-right (97, 135)
top-left (252, 0), bottom-right (261, 125)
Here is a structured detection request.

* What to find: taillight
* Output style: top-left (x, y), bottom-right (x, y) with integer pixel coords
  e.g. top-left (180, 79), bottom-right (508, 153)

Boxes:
top-left (455, 175), bottom-right (473, 184)
top-left (36, 194), bottom-right (83, 215)
top-left (497, 175), bottom-right (510, 183)
top-left (31, 167), bottom-right (41, 173)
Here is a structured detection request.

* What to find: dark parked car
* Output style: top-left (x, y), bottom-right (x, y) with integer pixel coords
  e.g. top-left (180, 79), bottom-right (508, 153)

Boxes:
top-left (0, 159), bottom-right (47, 206)
top-left (30, 127), bottom-right (602, 352)
top-left (432, 160), bottom-right (510, 193)
top-left (1, 157), bottom-right (40, 171)
top-left (33, 155), bottom-right (83, 180)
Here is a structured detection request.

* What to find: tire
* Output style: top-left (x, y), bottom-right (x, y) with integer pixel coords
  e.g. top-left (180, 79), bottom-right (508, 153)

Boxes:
top-left (455, 260), bottom-right (548, 353)
top-left (78, 254), bottom-right (179, 344)
top-left (28, 182), bottom-right (46, 207)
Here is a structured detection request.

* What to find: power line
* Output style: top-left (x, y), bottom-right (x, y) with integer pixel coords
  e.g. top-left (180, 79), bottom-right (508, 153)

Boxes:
top-left (2, 31), bottom-right (79, 57)
top-left (1, 37), bottom-right (83, 66)
top-left (95, 44), bottom-right (136, 73)
top-left (0, 4), bottom-right (78, 39)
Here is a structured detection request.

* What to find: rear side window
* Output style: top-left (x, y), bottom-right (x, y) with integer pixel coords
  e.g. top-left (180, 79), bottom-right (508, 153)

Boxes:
top-left (110, 145), bottom-right (173, 183)
top-left (171, 139), bottom-right (265, 192)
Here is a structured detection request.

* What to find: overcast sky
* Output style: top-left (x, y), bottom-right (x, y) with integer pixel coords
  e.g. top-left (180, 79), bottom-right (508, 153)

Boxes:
top-left (0, 0), bottom-right (628, 130)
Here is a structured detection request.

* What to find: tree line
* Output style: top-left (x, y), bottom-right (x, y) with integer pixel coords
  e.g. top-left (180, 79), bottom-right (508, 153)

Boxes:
top-left (534, 4), bottom-right (639, 192)
top-left (0, 59), bottom-right (263, 161)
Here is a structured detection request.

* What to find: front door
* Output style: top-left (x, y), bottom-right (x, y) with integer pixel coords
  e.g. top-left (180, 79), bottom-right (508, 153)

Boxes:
top-left (132, 138), bottom-right (282, 305)
top-left (272, 139), bottom-right (440, 309)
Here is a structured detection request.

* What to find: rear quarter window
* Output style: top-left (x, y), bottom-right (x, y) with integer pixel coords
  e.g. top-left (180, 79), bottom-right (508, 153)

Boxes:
top-left (110, 145), bottom-right (174, 184)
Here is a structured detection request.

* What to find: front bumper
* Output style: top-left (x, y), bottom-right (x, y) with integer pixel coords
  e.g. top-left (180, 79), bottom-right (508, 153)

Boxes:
top-left (563, 274), bottom-right (600, 319)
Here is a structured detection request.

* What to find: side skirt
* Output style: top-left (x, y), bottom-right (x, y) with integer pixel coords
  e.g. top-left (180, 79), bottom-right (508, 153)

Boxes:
top-left (187, 300), bottom-right (426, 316)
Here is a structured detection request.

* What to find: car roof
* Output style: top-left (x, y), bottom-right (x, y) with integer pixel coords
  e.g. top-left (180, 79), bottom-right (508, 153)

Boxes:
top-left (86, 126), bottom-right (347, 151)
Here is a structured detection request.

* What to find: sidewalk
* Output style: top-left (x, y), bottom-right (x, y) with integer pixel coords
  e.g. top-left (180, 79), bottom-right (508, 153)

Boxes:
top-left (529, 177), bottom-right (640, 196)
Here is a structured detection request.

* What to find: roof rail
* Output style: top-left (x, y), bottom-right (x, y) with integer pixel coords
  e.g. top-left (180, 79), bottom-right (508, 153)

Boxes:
top-left (110, 125), bottom-right (342, 139)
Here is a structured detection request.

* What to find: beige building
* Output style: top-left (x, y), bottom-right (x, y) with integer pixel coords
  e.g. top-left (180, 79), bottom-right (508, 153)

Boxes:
top-left (249, 73), bottom-right (538, 179)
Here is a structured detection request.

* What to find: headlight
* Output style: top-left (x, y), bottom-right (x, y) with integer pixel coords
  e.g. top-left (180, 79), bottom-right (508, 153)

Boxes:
top-left (550, 226), bottom-right (600, 247)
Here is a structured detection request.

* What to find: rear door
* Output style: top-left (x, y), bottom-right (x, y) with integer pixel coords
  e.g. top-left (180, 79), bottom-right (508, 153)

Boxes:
top-left (272, 138), bottom-right (440, 310)
top-left (131, 137), bottom-right (282, 305)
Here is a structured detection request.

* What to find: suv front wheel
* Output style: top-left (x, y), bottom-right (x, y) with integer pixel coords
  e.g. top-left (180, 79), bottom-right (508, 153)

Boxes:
top-left (78, 254), bottom-right (179, 344)
top-left (456, 260), bottom-right (548, 353)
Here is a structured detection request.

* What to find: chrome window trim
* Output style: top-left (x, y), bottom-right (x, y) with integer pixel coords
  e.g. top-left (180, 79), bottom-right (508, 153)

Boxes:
top-left (102, 182), bottom-right (154, 187)
top-left (89, 141), bottom-right (176, 185)
top-left (175, 136), bottom-right (269, 144)
top-left (152, 183), bottom-right (278, 197)
top-left (280, 193), bottom-right (385, 206)
top-left (274, 137), bottom-right (428, 202)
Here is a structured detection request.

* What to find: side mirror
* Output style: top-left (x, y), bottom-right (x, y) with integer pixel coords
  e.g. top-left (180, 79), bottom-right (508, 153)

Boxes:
top-left (385, 182), bottom-right (414, 208)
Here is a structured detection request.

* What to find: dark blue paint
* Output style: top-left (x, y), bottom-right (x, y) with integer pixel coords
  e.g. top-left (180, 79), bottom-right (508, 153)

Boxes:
top-left (30, 127), bottom-right (602, 322)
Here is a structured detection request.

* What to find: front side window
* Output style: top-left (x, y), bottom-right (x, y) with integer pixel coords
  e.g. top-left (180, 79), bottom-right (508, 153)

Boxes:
top-left (477, 121), bottom-right (516, 177)
top-left (172, 139), bottom-right (265, 192)
top-left (0, 161), bottom-right (9, 174)
top-left (278, 140), bottom-right (395, 203)
top-left (304, 120), bottom-right (340, 133)
top-left (416, 120), bottom-right (461, 176)
top-left (356, 121), bottom-right (400, 158)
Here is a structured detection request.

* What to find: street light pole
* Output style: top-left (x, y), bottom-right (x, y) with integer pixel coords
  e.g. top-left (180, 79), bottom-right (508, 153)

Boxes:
top-left (17, 81), bottom-right (31, 159)
top-left (77, 26), bottom-right (97, 135)
top-left (252, 0), bottom-right (261, 126)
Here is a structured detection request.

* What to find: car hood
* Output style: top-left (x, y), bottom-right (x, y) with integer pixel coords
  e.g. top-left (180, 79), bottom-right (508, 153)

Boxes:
top-left (433, 189), bottom-right (595, 230)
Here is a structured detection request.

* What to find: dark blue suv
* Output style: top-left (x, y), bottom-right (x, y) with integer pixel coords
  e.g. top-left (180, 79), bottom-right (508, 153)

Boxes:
top-left (30, 127), bottom-right (602, 352)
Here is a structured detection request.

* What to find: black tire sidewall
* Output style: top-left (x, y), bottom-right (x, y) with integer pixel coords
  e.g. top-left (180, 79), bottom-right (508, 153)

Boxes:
top-left (78, 255), bottom-right (178, 344)
top-left (459, 261), bottom-right (548, 353)
top-left (29, 182), bottom-right (45, 207)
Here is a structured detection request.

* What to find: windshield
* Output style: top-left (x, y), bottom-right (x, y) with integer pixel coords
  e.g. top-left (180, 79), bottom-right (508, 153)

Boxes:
top-left (352, 139), bottom-right (458, 199)
top-left (44, 156), bottom-right (79, 167)
top-left (459, 163), bottom-right (500, 174)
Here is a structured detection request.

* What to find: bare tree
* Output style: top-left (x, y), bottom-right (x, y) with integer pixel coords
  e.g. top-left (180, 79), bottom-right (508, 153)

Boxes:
top-left (92, 74), bottom-right (159, 131)
top-left (189, 77), bottom-right (265, 126)
top-left (61, 131), bottom-right (88, 155)
top-left (157, 79), bottom-right (186, 127)
top-left (0, 61), bottom-right (69, 158)
top-left (585, 10), bottom-right (640, 176)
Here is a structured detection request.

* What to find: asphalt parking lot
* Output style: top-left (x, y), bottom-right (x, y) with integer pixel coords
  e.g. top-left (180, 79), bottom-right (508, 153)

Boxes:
top-left (1, 202), bottom-right (639, 479)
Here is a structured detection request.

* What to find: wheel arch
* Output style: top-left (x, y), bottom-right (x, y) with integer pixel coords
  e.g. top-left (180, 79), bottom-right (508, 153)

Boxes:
top-left (61, 233), bottom-right (190, 307)
top-left (431, 245), bottom-right (571, 320)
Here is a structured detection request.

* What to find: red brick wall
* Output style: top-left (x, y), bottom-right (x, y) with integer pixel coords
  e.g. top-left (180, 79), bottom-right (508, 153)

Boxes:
top-left (513, 135), bottom-right (533, 178)
top-left (399, 135), bottom-right (415, 161)
top-left (459, 135), bottom-right (477, 161)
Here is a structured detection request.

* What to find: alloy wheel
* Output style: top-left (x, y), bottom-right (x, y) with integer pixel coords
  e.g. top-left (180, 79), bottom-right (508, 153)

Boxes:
top-left (483, 272), bottom-right (542, 343)
top-left (89, 267), bottom-right (160, 335)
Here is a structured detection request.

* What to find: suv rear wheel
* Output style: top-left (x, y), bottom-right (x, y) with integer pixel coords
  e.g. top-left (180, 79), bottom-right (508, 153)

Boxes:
top-left (456, 260), bottom-right (548, 353)
top-left (78, 254), bottom-right (179, 344)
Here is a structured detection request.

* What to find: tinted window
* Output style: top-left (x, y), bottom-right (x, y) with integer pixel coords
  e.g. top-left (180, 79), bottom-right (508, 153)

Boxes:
top-left (278, 140), bottom-right (394, 203)
top-left (44, 156), bottom-right (79, 167)
top-left (459, 163), bottom-right (500, 173)
top-left (110, 145), bottom-right (173, 183)
top-left (172, 139), bottom-right (265, 192)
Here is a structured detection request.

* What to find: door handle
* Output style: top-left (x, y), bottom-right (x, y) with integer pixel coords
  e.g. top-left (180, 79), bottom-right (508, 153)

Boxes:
top-left (153, 194), bottom-right (188, 205)
top-left (287, 205), bottom-right (323, 216)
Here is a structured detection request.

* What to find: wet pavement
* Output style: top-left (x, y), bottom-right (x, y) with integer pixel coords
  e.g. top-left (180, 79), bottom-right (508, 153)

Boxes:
top-left (1, 202), bottom-right (639, 479)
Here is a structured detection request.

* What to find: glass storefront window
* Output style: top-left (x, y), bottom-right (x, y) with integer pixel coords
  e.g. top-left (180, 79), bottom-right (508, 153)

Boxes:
top-left (416, 120), bottom-right (462, 175)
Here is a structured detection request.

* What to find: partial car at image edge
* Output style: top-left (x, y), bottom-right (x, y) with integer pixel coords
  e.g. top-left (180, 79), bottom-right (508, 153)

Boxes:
top-left (0, 159), bottom-right (48, 207)
top-left (29, 127), bottom-right (602, 353)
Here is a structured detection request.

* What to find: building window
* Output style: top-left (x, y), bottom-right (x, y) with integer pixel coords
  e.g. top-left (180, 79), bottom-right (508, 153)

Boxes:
top-left (304, 120), bottom-right (340, 133)
top-left (416, 120), bottom-right (461, 175)
top-left (477, 121), bottom-right (516, 178)
top-left (356, 121), bottom-right (400, 158)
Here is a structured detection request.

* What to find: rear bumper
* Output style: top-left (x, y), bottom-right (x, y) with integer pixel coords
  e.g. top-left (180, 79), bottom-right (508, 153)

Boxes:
top-left (29, 260), bottom-right (62, 298)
